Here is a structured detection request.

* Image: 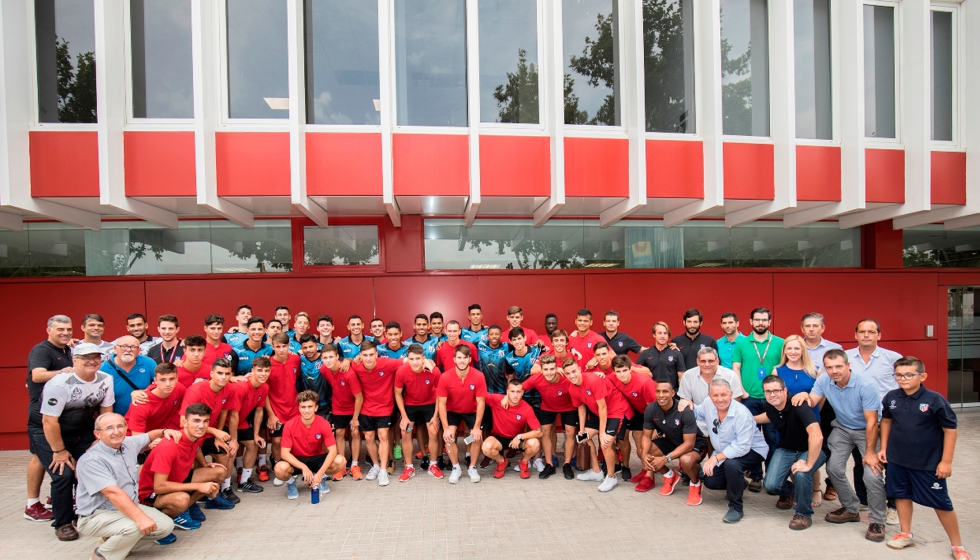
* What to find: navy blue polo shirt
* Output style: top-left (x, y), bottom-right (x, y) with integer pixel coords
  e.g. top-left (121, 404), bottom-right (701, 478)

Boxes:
top-left (881, 386), bottom-right (957, 471)
top-left (602, 331), bottom-right (643, 356)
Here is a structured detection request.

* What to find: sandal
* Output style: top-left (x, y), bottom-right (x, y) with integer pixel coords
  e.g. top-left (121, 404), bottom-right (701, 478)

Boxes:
top-left (823, 487), bottom-right (837, 501)
top-left (812, 490), bottom-right (822, 508)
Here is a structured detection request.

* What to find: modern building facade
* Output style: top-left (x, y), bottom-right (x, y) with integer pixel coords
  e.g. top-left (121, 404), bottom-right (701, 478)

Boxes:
top-left (0, 0), bottom-right (979, 447)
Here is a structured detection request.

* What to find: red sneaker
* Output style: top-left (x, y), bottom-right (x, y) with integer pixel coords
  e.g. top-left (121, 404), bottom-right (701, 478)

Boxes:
top-left (635, 475), bottom-right (656, 493)
top-left (24, 502), bottom-right (53, 522)
top-left (660, 471), bottom-right (680, 496)
top-left (350, 465), bottom-right (364, 481)
top-left (687, 483), bottom-right (703, 506)
top-left (257, 465), bottom-right (270, 482)
top-left (428, 464), bottom-right (444, 479)
top-left (398, 467), bottom-right (416, 482)
top-left (519, 460), bottom-right (530, 479)
top-left (332, 468), bottom-right (346, 481)
top-left (629, 470), bottom-right (646, 484)
top-left (494, 460), bottom-right (509, 479)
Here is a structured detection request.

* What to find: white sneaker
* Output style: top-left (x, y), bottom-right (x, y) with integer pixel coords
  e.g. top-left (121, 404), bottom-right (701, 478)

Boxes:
top-left (448, 466), bottom-right (462, 484)
top-left (598, 475), bottom-right (619, 492)
top-left (577, 470), bottom-right (605, 482)
top-left (513, 463), bottom-right (521, 472)
top-left (377, 470), bottom-right (390, 487)
top-left (273, 478), bottom-right (284, 487)
top-left (365, 464), bottom-right (381, 481)
top-left (533, 458), bottom-right (546, 473)
top-left (468, 466), bottom-right (481, 483)
top-left (886, 507), bottom-right (899, 526)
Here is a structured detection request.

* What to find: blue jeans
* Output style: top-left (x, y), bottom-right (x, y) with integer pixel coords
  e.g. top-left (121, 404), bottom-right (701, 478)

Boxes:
top-left (763, 448), bottom-right (827, 518)
top-left (740, 398), bottom-right (778, 479)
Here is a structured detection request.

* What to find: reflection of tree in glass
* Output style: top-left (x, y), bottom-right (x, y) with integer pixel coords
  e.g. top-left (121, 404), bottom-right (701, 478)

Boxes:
top-left (56, 37), bottom-right (97, 123)
top-left (492, 49), bottom-right (587, 124)
top-left (643, 0), bottom-right (689, 132)
top-left (720, 10), bottom-right (753, 136)
top-left (568, 13), bottom-right (616, 126)
top-left (459, 231), bottom-right (623, 269)
top-left (304, 237), bottom-right (379, 266)
top-left (683, 237), bottom-right (857, 268)
top-left (903, 247), bottom-right (980, 268)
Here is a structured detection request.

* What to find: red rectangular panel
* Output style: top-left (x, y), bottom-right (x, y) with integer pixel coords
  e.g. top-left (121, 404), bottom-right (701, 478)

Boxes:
top-left (0, 367), bottom-right (28, 437)
top-left (931, 151), bottom-right (967, 206)
top-left (480, 135), bottom-right (550, 197)
top-left (216, 132), bottom-right (290, 196)
top-left (306, 132), bottom-right (382, 196)
top-left (723, 143), bottom-right (774, 200)
top-left (796, 145), bottom-right (841, 201)
top-left (646, 140), bottom-right (703, 198)
top-left (564, 137), bottom-right (629, 197)
top-left (384, 214), bottom-right (423, 272)
top-left (865, 149), bottom-right (905, 204)
top-left (30, 131), bottom-right (100, 197)
top-left (393, 134), bottom-right (469, 196)
top-left (375, 276), bottom-right (481, 332)
top-left (124, 131), bottom-right (196, 197)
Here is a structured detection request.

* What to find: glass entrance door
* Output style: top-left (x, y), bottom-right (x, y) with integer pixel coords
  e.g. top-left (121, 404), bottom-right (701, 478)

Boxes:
top-left (948, 287), bottom-right (980, 407)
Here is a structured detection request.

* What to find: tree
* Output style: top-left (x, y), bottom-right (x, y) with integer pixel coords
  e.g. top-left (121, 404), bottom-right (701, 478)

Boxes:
top-left (569, 12), bottom-right (617, 126)
top-left (719, 10), bottom-right (753, 136)
top-left (55, 38), bottom-right (97, 123)
top-left (642, 0), bottom-right (691, 132)
top-left (492, 49), bottom-right (539, 123)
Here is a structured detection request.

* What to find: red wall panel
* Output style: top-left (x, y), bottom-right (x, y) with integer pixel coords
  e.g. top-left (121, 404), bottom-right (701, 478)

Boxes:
top-left (865, 149), bottom-right (905, 204)
top-left (796, 145), bottom-right (841, 201)
top-left (723, 143), bottom-right (775, 200)
top-left (646, 140), bottom-right (703, 199)
top-left (30, 131), bottom-right (100, 197)
top-left (393, 134), bottom-right (469, 196)
top-left (306, 132), bottom-right (383, 196)
top-left (931, 151), bottom-right (967, 206)
top-left (216, 132), bottom-right (290, 196)
top-left (480, 135), bottom-right (550, 197)
top-left (124, 131), bottom-right (196, 197)
top-left (375, 276), bottom-right (481, 332)
top-left (564, 137), bottom-right (629, 197)
top-left (384, 215), bottom-right (424, 273)
top-left (0, 367), bottom-right (29, 442)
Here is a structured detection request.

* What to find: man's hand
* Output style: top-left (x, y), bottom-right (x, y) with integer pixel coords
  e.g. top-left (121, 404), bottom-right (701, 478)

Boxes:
top-left (509, 437), bottom-right (522, 450)
top-left (790, 393), bottom-right (810, 407)
top-left (199, 481), bottom-right (219, 498)
top-left (312, 472), bottom-right (323, 488)
top-left (136, 514), bottom-right (158, 536)
top-left (790, 460), bottom-right (811, 475)
top-left (162, 429), bottom-right (182, 442)
top-left (227, 439), bottom-right (239, 456)
top-left (49, 450), bottom-right (75, 475)
top-left (863, 451), bottom-right (883, 477)
top-left (651, 455), bottom-right (667, 471)
top-left (499, 396), bottom-right (510, 409)
top-left (877, 449), bottom-right (888, 465)
top-left (255, 435), bottom-right (266, 449)
top-left (400, 417), bottom-right (411, 432)
top-left (585, 358), bottom-right (598, 370)
top-left (937, 460), bottom-right (953, 479)
top-left (301, 466), bottom-right (314, 486)
top-left (131, 390), bottom-right (149, 406)
top-left (339, 360), bottom-right (351, 373)
top-left (471, 429), bottom-right (483, 443)
top-left (599, 433), bottom-right (613, 449)
top-left (173, 358), bottom-right (185, 369)
top-left (667, 342), bottom-right (679, 351)
top-left (642, 453), bottom-right (656, 471)
top-left (443, 428), bottom-right (456, 445)
top-left (702, 455), bottom-right (718, 477)
top-left (350, 417), bottom-right (360, 431)
top-left (266, 415), bottom-right (279, 431)
top-left (592, 370), bottom-right (606, 379)
top-left (570, 348), bottom-right (583, 361)
top-left (677, 399), bottom-right (693, 412)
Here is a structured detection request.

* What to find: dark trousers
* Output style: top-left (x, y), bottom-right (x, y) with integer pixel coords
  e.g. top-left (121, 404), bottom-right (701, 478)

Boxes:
top-left (29, 428), bottom-right (94, 527)
top-left (740, 398), bottom-right (777, 478)
top-left (702, 450), bottom-right (765, 512)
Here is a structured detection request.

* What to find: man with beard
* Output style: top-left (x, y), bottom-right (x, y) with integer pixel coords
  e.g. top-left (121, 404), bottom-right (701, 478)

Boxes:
top-left (671, 309), bottom-right (718, 368)
top-left (101, 336), bottom-right (157, 415)
top-left (126, 314), bottom-right (160, 356)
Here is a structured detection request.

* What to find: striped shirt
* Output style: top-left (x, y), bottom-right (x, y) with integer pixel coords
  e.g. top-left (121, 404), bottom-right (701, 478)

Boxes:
top-left (76, 434), bottom-right (150, 516)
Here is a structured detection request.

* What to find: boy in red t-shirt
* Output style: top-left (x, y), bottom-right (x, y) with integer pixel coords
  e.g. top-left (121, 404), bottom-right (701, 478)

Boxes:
top-left (273, 391), bottom-right (346, 500)
top-left (482, 379), bottom-right (543, 480)
top-left (321, 343), bottom-right (365, 481)
top-left (519, 354), bottom-right (579, 479)
top-left (224, 356), bottom-right (271, 493)
top-left (436, 345), bottom-right (487, 484)
top-left (394, 344), bottom-right (442, 481)
top-left (126, 363), bottom-right (186, 441)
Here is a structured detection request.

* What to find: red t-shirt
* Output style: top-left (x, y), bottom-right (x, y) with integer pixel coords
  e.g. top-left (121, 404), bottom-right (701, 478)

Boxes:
top-left (281, 415), bottom-right (336, 458)
top-left (351, 357), bottom-right (400, 417)
top-left (138, 434), bottom-right (204, 501)
top-left (506, 326), bottom-right (547, 348)
top-left (567, 330), bottom-right (605, 369)
top-left (177, 363), bottom-right (211, 388)
top-left (436, 368), bottom-right (488, 414)
top-left (125, 384), bottom-right (186, 434)
top-left (433, 340), bottom-right (480, 375)
top-left (267, 354), bottom-right (301, 422)
top-left (612, 373), bottom-right (657, 414)
top-left (520, 373), bottom-right (574, 412)
top-left (180, 381), bottom-right (230, 438)
top-left (225, 380), bottom-right (269, 429)
top-left (202, 342), bottom-right (234, 370)
top-left (394, 362), bottom-right (441, 406)
top-left (568, 371), bottom-right (633, 419)
top-left (487, 398), bottom-right (541, 439)
top-left (323, 366), bottom-right (361, 415)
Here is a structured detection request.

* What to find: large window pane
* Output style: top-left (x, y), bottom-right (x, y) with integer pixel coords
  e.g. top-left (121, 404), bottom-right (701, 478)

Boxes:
top-left (35, 0), bottom-right (97, 123)
top-left (863, 4), bottom-right (896, 139)
top-left (563, 0), bottom-right (619, 126)
top-left (794, 0), bottom-right (832, 140)
top-left (131, 0), bottom-right (193, 119)
top-left (304, 226), bottom-right (379, 265)
top-left (480, 0), bottom-right (539, 124)
top-left (643, 0), bottom-right (695, 133)
top-left (904, 226), bottom-right (980, 268)
top-left (720, 0), bottom-right (769, 136)
top-left (305, 0), bottom-right (380, 125)
top-left (227, 0), bottom-right (289, 119)
top-left (932, 10), bottom-right (954, 142)
top-left (395, 0), bottom-right (467, 126)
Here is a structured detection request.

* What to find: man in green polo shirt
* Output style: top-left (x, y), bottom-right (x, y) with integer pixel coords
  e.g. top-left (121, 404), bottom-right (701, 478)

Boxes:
top-left (732, 307), bottom-right (783, 491)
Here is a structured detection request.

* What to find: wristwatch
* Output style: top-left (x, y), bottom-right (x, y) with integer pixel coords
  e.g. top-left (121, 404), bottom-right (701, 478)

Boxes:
top-left (665, 454), bottom-right (672, 463)
top-left (517, 435), bottom-right (523, 443)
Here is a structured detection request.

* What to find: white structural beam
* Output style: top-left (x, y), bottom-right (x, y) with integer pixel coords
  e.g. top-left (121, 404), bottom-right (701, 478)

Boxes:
top-left (666, 0), bottom-right (723, 227)
top-left (0, 1), bottom-right (101, 230)
top-left (535, 0), bottom-right (564, 227)
top-left (464, 0), bottom-right (481, 227)
top-left (379, 0), bottom-right (400, 227)
top-left (726, 0), bottom-right (796, 227)
top-left (286, 0), bottom-right (327, 227)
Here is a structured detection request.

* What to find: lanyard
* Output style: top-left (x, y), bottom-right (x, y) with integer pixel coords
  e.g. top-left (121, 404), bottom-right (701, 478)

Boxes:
top-left (159, 341), bottom-right (180, 364)
top-left (753, 334), bottom-right (773, 363)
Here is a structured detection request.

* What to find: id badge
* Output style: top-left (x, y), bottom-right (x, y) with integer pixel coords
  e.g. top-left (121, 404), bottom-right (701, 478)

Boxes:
top-left (757, 367), bottom-right (766, 380)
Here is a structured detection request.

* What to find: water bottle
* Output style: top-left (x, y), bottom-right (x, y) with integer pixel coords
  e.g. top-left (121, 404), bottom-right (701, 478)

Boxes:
top-left (311, 486), bottom-right (320, 504)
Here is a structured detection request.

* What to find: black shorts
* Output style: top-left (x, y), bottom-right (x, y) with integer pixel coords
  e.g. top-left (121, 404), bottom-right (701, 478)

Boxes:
top-left (316, 408), bottom-right (331, 421)
top-left (330, 414), bottom-right (354, 431)
top-left (604, 417), bottom-right (629, 440)
top-left (535, 409), bottom-right (578, 428)
top-left (239, 423), bottom-right (255, 442)
top-left (653, 435), bottom-right (709, 458)
top-left (291, 454), bottom-right (328, 473)
top-left (359, 411), bottom-right (394, 432)
top-left (404, 404), bottom-right (436, 426)
top-left (492, 434), bottom-right (527, 451)
top-left (886, 462), bottom-right (954, 511)
top-left (626, 413), bottom-right (645, 431)
top-left (201, 437), bottom-right (226, 456)
top-left (446, 411), bottom-right (485, 431)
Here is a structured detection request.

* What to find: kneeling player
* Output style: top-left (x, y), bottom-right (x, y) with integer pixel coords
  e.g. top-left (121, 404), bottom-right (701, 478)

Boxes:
top-left (483, 379), bottom-right (543, 479)
top-left (640, 381), bottom-right (707, 504)
top-left (273, 391), bottom-right (346, 500)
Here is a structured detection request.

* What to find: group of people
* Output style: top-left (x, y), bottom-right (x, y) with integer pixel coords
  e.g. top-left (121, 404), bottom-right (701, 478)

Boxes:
top-left (22, 305), bottom-right (969, 560)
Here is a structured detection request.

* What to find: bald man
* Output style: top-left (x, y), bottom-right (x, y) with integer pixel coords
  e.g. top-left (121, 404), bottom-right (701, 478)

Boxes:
top-left (100, 336), bottom-right (157, 415)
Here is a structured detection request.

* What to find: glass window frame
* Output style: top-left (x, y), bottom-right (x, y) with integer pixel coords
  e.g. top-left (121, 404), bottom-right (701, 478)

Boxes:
top-left (124, 0), bottom-right (195, 124)
top-left (718, 0), bottom-right (773, 141)
top-left (861, 0), bottom-right (901, 144)
top-left (291, 217), bottom-right (386, 272)
top-left (642, 0), bottom-right (700, 139)
top-left (930, 4), bottom-right (959, 147)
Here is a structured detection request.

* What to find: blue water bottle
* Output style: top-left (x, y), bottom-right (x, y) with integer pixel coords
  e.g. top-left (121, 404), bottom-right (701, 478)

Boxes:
top-left (311, 486), bottom-right (320, 504)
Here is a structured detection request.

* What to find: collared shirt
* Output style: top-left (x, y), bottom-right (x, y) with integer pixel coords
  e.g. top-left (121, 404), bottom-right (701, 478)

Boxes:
top-left (677, 365), bottom-right (745, 434)
top-left (805, 338), bottom-right (842, 376)
top-left (882, 386), bottom-right (957, 470)
top-left (76, 434), bottom-right (150, 516)
top-left (811, 372), bottom-right (881, 431)
top-left (715, 333), bottom-right (743, 369)
top-left (138, 336), bottom-right (160, 356)
top-left (636, 345), bottom-right (686, 388)
top-left (100, 355), bottom-right (157, 415)
top-left (694, 399), bottom-right (768, 462)
top-left (601, 331), bottom-right (643, 356)
top-left (732, 332), bottom-right (784, 399)
top-left (671, 332), bottom-right (718, 370)
top-left (460, 326), bottom-right (489, 347)
top-left (846, 346), bottom-right (903, 400)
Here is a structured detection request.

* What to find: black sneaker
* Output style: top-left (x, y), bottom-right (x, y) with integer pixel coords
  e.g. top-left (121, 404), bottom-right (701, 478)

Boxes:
top-left (681, 473), bottom-right (691, 486)
top-left (437, 456), bottom-right (449, 471)
top-left (539, 464), bottom-right (556, 480)
top-left (747, 479), bottom-right (762, 493)
top-left (420, 456), bottom-right (430, 470)
top-left (237, 480), bottom-right (264, 493)
top-left (479, 456), bottom-right (493, 469)
top-left (620, 466), bottom-right (632, 481)
top-left (220, 488), bottom-right (241, 504)
top-left (614, 463), bottom-right (624, 474)
top-left (562, 463), bottom-right (574, 480)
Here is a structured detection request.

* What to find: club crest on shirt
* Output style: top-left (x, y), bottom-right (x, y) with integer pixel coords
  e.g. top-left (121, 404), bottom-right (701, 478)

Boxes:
top-left (315, 433), bottom-right (322, 440)
top-left (667, 356), bottom-right (673, 362)
top-left (920, 403), bottom-right (929, 412)
top-left (631, 392), bottom-right (638, 397)
top-left (587, 342), bottom-right (593, 348)
top-left (379, 371), bottom-right (384, 376)
top-left (173, 398), bottom-right (179, 406)
top-left (699, 344), bottom-right (705, 349)
top-left (340, 380), bottom-right (345, 386)
top-left (557, 390), bottom-right (563, 395)
top-left (889, 400), bottom-right (897, 409)
top-left (618, 342), bottom-right (623, 347)
top-left (585, 389), bottom-right (592, 396)
top-left (516, 414), bottom-right (522, 420)
top-left (221, 398), bottom-right (227, 404)
top-left (675, 418), bottom-right (681, 425)
top-left (469, 384), bottom-right (475, 390)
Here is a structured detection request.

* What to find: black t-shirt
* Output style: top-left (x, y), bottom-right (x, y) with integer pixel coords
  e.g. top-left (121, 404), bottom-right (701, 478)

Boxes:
top-left (764, 400), bottom-right (818, 452)
top-left (147, 341), bottom-right (186, 365)
top-left (882, 386), bottom-right (957, 470)
top-left (26, 340), bottom-right (72, 403)
top-left (642, 399), bottom-right (698, 448)
top-left (670, 332), bottom-right (717, 370)
top-left (636, 346), bottom-right (686, 388)
top-left (602, 332), bottom-right (643, 356)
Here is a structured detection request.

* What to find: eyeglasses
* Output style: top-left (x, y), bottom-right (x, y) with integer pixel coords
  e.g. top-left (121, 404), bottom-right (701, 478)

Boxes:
top-left (98, 424), bottom-right (127, 433)
top-left (712, 419), bottom-right (720, 434)
top-left (893, 372), bottom-right (922, 380)
top-left (763, 389), bottom-right (785, 396)
top-left (116, 345), bottom-right (139, 351)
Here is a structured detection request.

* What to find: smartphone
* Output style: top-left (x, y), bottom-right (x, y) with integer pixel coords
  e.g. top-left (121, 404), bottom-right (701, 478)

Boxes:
top-left (576, 432), bottom-right (589, 444)
top-left (463, 434), bottom-right (475, 445)
top-left (405, 423), bottom-right (413, 433)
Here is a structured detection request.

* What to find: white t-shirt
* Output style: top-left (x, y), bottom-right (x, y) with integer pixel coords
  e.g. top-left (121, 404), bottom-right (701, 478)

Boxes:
top-left (40, 371), bottom-right (115, 416)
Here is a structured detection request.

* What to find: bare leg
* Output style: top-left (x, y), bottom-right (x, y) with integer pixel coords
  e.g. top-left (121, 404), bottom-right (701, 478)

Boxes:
top-left (27, 454), bottom-right (45, 500)
top-left (936, 509), bottom-right (963, 547)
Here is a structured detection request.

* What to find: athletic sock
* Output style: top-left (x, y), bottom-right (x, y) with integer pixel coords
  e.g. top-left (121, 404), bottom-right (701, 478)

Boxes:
top-left (235, 457), bottom-right (244, 469)
top-left (221, 478), bottom-right (231, 491)
top-left (289, 476), bottom-right (297, 484)
top-left (257, 454), bottom-right (267, 467)
top-left (27, 498), bottom-right (40, 507)
top-left (691, 481), bottom-right (701, 487)
top-left (351, 460), bottom-right (359, 467)
top-left (240, 468), bottom-right (253, 484)
top-left (665, 469), bottom-right (675, 478)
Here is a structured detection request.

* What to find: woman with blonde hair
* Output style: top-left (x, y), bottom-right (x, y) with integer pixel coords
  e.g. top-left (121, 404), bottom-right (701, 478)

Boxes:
top-left (774, 334), bottom-right (823, 507)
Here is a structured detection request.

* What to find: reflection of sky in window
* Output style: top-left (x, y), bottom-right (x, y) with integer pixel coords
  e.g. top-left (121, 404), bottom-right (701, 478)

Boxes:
top-left (479, 0), bottom-right (538, 123)
top-left (794, 1), bottom-right (816, 134)
top-left (54, 0), bottom-right (95, 61)
top-left (306, 0), bottom-right (380, 125)
top-left (136, 0), bottom-right (193, 118)
top-left (563, 0), bottom-right (615, 120)
top-left (227, 0), bottom-right (289, 119)
top-left (720, 0), bottom-right (751, 86)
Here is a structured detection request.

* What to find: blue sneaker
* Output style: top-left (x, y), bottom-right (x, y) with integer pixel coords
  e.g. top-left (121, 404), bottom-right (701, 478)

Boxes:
top-left (187, 503), bottom-right (206, 522)
top-left (286, 479), bottom-right (299, 500)
top-left (173, 511), bottom-right (201, 530)
top-left (722, 507), bottom-right (743, 524)
top-left (319, 479), bottom-right (330, 495)
top-left (155, 533), bottom-right (177, 545)
top-left (204, 493), bottom-right (235, 510)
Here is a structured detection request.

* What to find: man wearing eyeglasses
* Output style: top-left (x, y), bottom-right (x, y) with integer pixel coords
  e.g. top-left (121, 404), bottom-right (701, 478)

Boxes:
top-left (101, 336), bottom-right (157, 416)
top-left (694, 378), bottom-right (768, 524)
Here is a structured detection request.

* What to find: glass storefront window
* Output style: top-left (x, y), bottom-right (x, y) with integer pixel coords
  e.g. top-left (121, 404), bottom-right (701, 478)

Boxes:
top-left (479, 0), bottom-right (539, 124)
top-left (304, 226), bottom-right (380, 266)
top-left (720, 0), bottom-right (769, 137)
top-left (904, 226), bottom-right (980, 268)
top-left (35, 0), bottom-right (97, 123)
top-left (794, 0), bottom-right (832, 140)
top-left (643, 0), bottom-right (695, 133)
top-left (305, 0), bottom-right (380, 125)
top-left (131, 0), bottom-right (194, 119)
top-left (931, 10), bottom-right (954, 142)
top-left (863, 4), bottom-right (896, 139)
top-left (563, 0), bottom-right (619, 126)
top-left (226, 0), bottom-right (289, 119)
